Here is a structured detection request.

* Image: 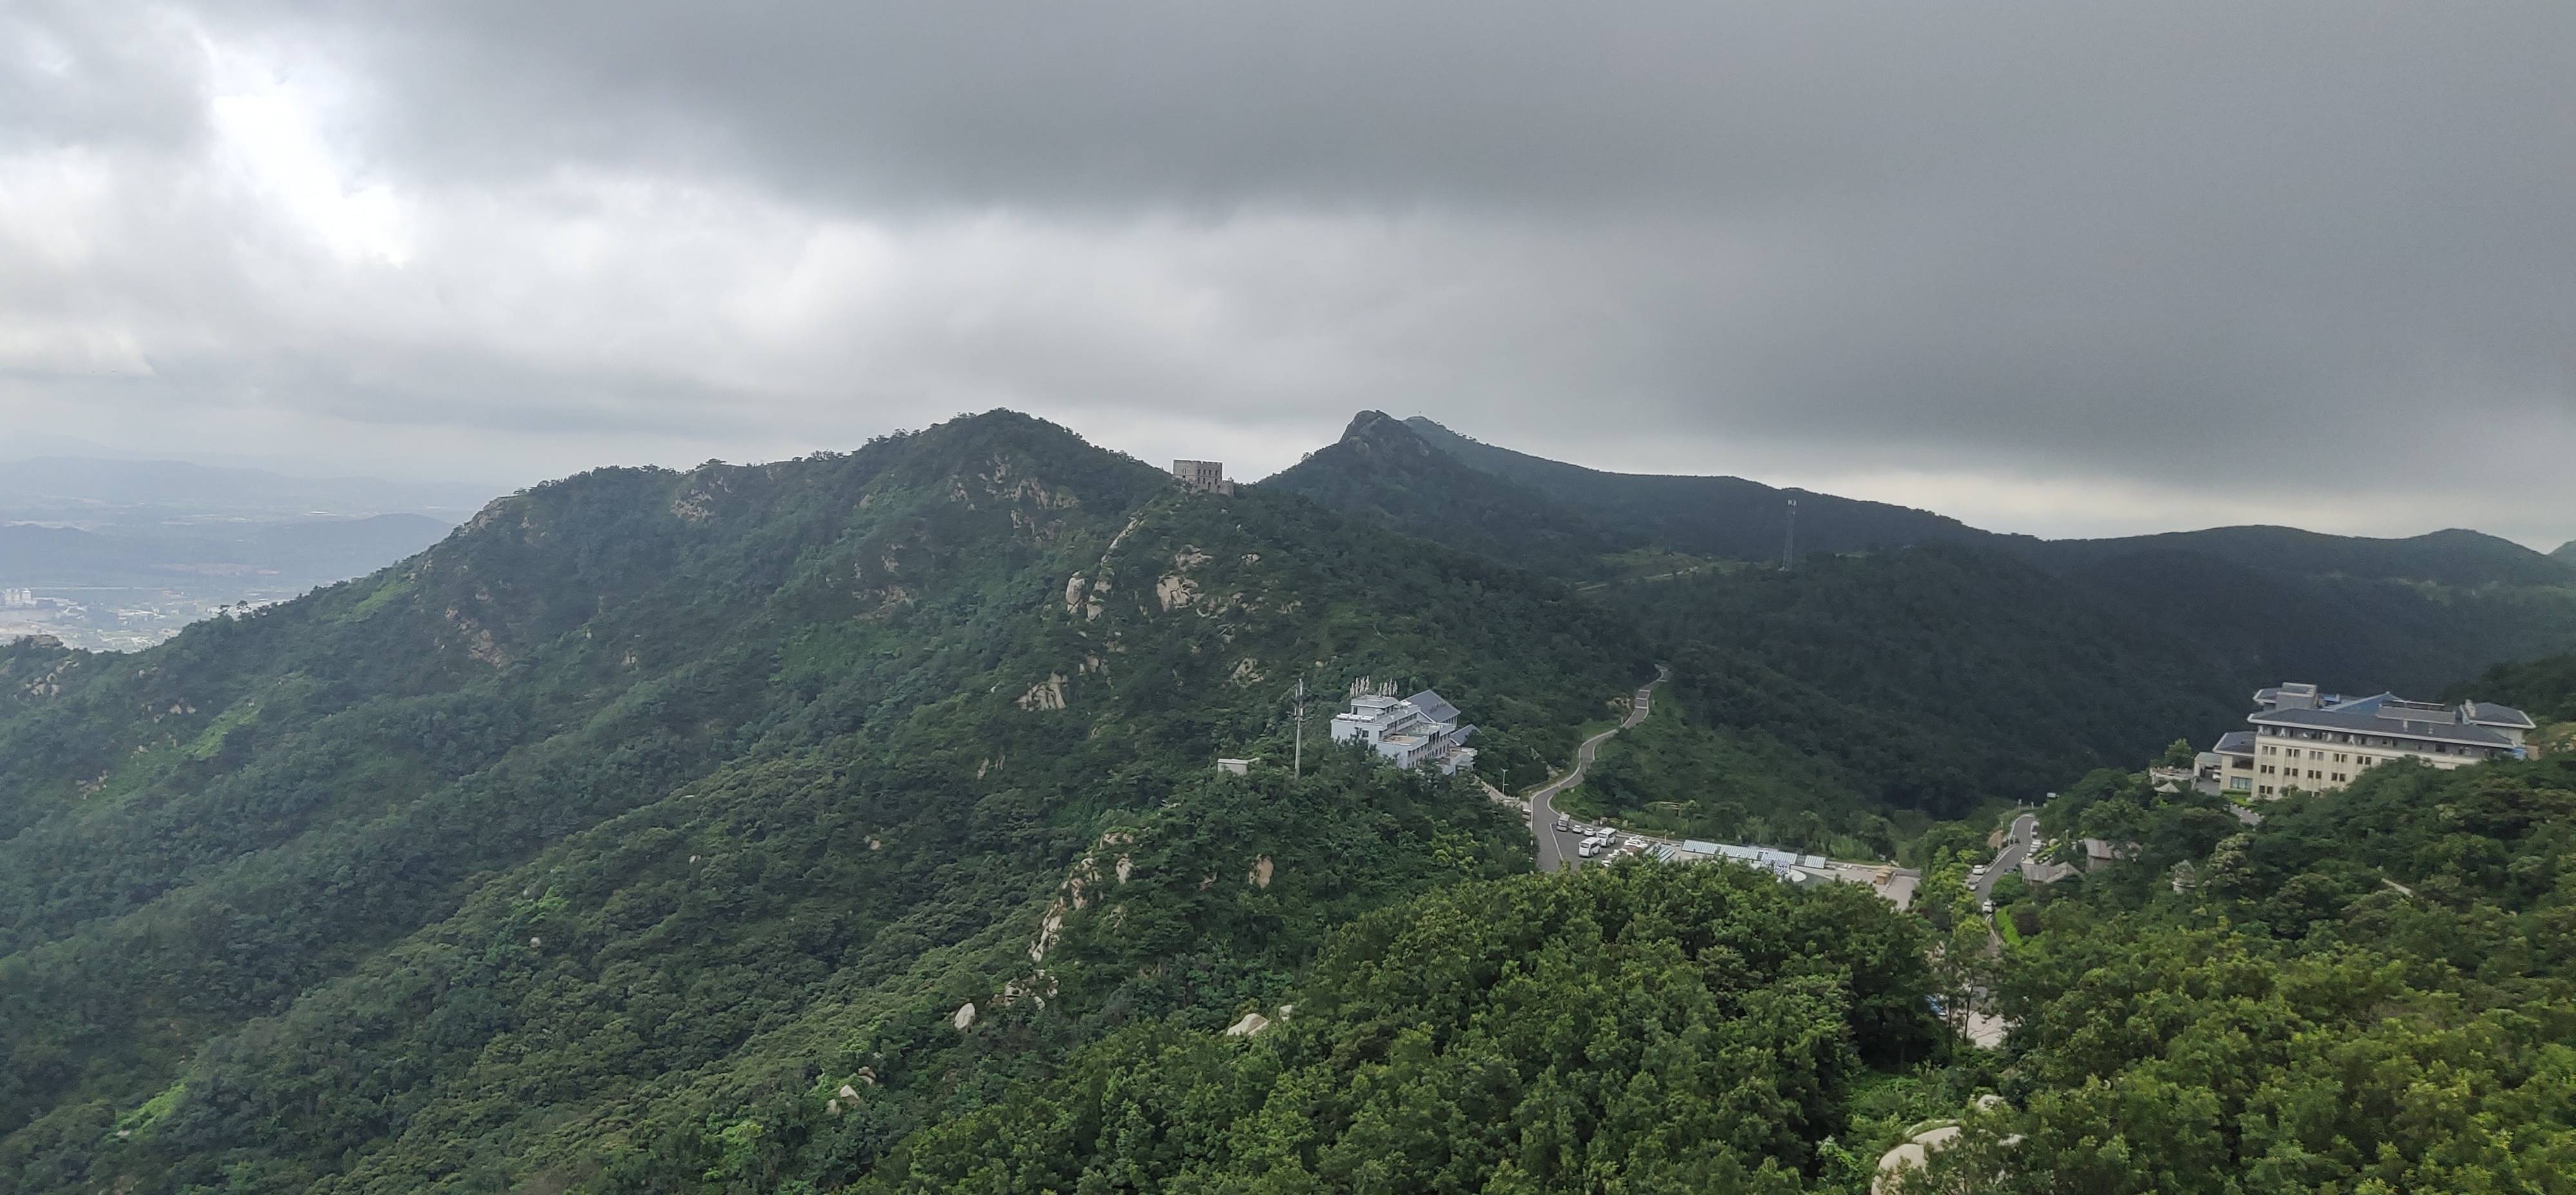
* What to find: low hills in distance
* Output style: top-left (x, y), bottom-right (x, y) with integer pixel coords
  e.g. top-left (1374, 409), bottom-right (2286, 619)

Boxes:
top-left (0, 454), bottom-right (494, 649)
top-left (1273, 409), bottom-right (2573, 592)
top-left (3, 408), bottom-right (2573, 1191)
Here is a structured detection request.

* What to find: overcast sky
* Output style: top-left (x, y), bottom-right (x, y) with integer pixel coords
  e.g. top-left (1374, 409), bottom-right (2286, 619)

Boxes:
top-left (5, 2), bottom-right (2571, 546)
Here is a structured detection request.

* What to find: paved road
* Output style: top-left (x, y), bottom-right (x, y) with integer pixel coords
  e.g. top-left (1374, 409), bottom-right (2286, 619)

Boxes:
top-left (1973, 812), bottom-right (2039, 901)
top-left (1527, 665), bottom-right (1669, 872)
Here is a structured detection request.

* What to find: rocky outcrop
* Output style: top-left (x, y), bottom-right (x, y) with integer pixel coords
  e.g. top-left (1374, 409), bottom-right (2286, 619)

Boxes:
top-left (1016, 673), bottom-right (1069, 711)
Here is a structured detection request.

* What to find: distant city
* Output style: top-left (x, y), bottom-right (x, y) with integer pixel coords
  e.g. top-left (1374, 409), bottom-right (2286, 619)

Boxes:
top-left (0, 587), bottom-right (294, 652)
top-left (1, 453), bottom-right (489, 651)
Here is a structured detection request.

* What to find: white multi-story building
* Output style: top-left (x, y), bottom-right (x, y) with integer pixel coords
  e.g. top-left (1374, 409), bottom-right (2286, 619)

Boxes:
top-left (2206, 681), bottom-right (2533, 798)
top-left (1330, 689), bottom-right (1478, 774)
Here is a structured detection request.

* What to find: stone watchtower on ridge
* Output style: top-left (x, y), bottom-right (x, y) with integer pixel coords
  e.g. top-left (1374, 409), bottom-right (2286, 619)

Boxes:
top-left (1170, 459), bottom-right (1233, 494)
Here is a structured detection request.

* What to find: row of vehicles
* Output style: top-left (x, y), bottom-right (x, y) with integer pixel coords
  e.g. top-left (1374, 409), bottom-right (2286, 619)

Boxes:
top-left (1560, 814), bottom-right (1649, 860)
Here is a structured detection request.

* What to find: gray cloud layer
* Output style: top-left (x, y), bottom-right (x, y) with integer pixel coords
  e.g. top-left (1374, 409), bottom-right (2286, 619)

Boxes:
top-left (5, 1), bottom-right (2571, 544)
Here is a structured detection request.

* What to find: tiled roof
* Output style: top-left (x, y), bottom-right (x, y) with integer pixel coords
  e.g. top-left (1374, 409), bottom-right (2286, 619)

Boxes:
top-left (2251, 705), bottom-right (2515, 748)
top-left (1405, 690), bottom-right (1461, 725)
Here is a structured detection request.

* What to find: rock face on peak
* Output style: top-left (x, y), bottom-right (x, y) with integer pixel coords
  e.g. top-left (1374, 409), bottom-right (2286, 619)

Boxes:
top-left (1334, 409), bottom-right (1431, 453)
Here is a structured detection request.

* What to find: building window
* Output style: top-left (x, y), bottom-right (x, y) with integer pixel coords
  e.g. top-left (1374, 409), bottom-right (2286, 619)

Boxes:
top-left (2260, 785), bottom-right (2273, 796)
top-left (2331, 773), bottom-right (2345, 782)
top-left (2309, 769), bottom-right (2322, 780)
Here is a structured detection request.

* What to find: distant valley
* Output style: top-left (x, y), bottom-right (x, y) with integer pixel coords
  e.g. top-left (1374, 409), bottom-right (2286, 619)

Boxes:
top-left (0, 456), bottom-right (491, 650)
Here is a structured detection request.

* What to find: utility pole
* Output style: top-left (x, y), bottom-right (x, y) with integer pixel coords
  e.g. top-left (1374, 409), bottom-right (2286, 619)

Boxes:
top-left (1782, 496), bottom-right (1798, 569)
top-left (1291, 677), bottom-right (1308, 780)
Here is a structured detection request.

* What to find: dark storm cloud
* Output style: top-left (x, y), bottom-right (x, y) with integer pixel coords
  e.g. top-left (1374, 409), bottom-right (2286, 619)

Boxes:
top-left (6, 1), bottom-right (2573, 543)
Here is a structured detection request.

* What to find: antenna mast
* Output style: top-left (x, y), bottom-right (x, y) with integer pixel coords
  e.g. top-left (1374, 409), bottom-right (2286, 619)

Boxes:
top-left (1292, 677), bottom-right (1308, 779)
top-left (1783, 496), bottom-right (1798, 569)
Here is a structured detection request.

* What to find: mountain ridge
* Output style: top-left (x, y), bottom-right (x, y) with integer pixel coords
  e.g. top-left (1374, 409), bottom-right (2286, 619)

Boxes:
top-left (1262, 411), bottom-right (1643, 578)
top-left (1400, 414), bottom-right (2005, 563)
top-left (0, 409), bottom-right (1656, 1189)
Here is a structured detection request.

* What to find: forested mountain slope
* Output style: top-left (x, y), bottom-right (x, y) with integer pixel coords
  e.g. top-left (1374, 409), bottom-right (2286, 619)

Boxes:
top-left (1399, 415), bottom-right (1998, 561)
top-left (1904, 715), bottom-right (2576, 1190)
top-left (1264, 411), bottom-right (1642, 579)
top-left (2452, 651), bottom-right (2576, 727)
top-left (1611, 545), bottom-right (2248, 820)
top-left (1272, 413), bottom-right (2576, 808)
top-left (863, 863), bottom-right (1939, 1194)
top-left (0, 411), bottom-right (1648, 1191)
top-left (2054, 547), bottom-right (2576, 699)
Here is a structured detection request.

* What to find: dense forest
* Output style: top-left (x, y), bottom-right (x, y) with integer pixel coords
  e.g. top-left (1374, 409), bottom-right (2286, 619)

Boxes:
top-left (1899, 747), bottom-right (2576, 1191)
top-left (1278, 410), bottom-right (2576, 817)
top-left (1395, 417), bottom-right (1994, 563)
top-left (0, 411), bottom-right (1643, 1190)
top-left (1264, 412), bottom-right (1645, 581)
top-left (6, 408), bottom-right (2573, 1192)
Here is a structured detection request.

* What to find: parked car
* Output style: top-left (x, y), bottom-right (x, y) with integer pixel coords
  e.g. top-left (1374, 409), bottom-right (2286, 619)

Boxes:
top-left (1555, 814), bottom-right (1571, 832)
top-left (1577, 843), bottom-right (1599, 858)
top-left (1981, 899), bottom-right (1996, 916)
top-left (1971, 863), bottom-right (1989, 878)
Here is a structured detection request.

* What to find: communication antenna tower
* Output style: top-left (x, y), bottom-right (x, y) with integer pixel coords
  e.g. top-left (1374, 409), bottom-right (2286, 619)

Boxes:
top-left (1291, 677), bottom-right (1309, 779)
top-left (1783, 496), bottom-right (1799, 569)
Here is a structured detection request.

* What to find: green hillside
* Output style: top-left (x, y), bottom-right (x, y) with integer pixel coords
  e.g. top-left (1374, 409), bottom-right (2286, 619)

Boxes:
top-left (1275, 414), bottom-right (2576, 805)
top-left (1400, 415), bottom-right (1997, 562)
top-left (0, 411), bottom-right (1648, 1190)
top-left (2450, 651), bottom-right (2576, 727)
top-left (8, 408), bottom-right (2575, 1193)
top-left (1609, 545), bottom-right (2248, 820)
top-left (2055, 548), bottom-right (2576, 699)
top-left (1264, 411), bottom-right (1642, 579)
top-left (1908, 743), bottom-right (2576, 1190)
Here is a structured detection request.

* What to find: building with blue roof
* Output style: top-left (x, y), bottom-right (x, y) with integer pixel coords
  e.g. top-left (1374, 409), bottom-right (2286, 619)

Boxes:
top-left (2208, 681), bottom-right (2533, 798)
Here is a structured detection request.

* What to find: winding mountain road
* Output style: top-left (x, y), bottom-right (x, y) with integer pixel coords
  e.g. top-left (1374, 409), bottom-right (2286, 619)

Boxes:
top-left (1527, 664), bottom-right (1669, 872)
top-left (1973, 813), bottom-right (2039, 901)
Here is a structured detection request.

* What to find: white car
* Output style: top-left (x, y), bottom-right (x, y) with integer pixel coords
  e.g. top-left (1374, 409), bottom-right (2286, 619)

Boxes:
top-left (1971, 864), bottom-right (1989, 878)
top-left (1625, 837), bottom-right (1646, 849)
top-left (1577, 843), bottom-right (1599, 858)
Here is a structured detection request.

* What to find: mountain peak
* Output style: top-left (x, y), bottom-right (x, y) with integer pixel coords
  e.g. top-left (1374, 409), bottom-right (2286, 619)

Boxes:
top-left (1335, 410), bottom-right (1431, 455)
